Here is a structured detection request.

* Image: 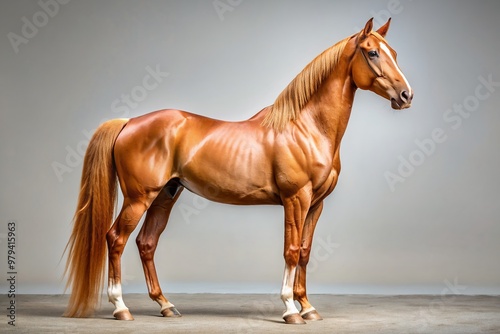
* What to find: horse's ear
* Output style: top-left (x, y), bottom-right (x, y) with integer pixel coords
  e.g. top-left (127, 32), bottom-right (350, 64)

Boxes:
top-left (376, 18), bottom-right (391, 37)
top-left (360, 18), bottom-right (374, 40)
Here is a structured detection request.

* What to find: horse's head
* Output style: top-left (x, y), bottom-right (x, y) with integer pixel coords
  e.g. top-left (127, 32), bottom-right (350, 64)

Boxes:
top-left (351, 18), bottom-right (413, 110)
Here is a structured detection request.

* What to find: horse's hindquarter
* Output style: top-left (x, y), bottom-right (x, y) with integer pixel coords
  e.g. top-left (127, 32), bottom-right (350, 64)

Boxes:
top-left (113, 109), bottom-right (189, 197)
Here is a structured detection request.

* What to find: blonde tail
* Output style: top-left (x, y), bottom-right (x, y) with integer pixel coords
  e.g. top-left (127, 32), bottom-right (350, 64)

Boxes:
top-left (63, 118), bottom-right (128, 317)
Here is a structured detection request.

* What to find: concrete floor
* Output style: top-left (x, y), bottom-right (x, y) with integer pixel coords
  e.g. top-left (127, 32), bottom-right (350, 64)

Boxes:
top-left (3, 294), bottom-right (499, 333)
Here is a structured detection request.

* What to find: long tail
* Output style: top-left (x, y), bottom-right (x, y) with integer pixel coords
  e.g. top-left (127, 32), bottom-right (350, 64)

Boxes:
top-left (63, 118), bottom-right (128, 318)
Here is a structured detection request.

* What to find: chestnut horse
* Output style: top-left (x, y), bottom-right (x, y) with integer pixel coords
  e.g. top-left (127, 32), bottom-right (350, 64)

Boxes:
top-left (64, 18), bottom-right (412, 324)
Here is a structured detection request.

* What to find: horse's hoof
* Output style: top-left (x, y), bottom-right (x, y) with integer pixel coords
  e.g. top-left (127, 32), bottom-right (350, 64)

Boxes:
top-left (114, 309), bottom-right (134, 321)
top-left (283, 313), bottom-right (306, 324)
top-left (301, 309), bottom-right (323, 321)
top-left (161, 306), bottom-right (182, 318)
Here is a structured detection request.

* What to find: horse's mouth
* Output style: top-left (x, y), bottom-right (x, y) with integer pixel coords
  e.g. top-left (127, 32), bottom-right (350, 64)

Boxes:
top-left (391, 98), bottom-right (411, 110)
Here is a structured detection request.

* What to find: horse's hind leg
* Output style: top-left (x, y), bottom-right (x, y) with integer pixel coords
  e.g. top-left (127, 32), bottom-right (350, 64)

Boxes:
top-left (136, 182), bottom-right (183, 317)
top-left (107, 195), bottom-right (155, 320)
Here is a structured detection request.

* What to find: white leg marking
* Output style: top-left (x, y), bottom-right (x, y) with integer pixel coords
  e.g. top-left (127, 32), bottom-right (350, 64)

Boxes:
top-left (380, 42), bottom-right (412, 94)
top-left (281, 265), bottom-right (300, 317)
top-left (300, 306), bottom-right (316, 316)
top-left (108, 281), bottom-right (129, 315)
top-left (159, 301), bottom-right (175, 312)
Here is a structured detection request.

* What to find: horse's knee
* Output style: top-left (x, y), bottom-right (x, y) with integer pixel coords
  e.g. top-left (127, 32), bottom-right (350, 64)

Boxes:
top-left (284, 245), bottom-right (301, 265)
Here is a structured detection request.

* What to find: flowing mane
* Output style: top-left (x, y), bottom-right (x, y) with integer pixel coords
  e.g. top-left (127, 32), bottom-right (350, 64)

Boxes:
top-left (262, 36), bottom-right (352, 131)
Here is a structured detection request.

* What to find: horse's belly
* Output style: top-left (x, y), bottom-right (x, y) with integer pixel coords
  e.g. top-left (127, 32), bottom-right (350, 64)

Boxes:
top-left (176, 125), bottom-right (280, 205)
top-left (178, 176), bottom-right (280, 205)
top-left (178, 152), bottom-right (280, 205)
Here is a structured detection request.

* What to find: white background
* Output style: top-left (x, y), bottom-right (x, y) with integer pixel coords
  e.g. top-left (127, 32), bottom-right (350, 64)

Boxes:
top-left (1, 0), bottom-right (499, 295)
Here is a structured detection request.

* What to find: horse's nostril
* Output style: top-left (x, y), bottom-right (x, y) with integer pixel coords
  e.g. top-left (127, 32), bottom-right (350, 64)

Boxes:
top-left (400, 90), bottom-right (410, 103)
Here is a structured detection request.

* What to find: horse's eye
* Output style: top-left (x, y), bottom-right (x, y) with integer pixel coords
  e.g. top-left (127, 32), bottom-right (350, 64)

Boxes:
top-left (368, 50), bottom-right (378, 58)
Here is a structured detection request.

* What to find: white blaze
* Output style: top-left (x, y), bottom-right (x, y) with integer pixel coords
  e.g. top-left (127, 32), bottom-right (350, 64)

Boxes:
top-left (380, 42), bottom-right (412, 95)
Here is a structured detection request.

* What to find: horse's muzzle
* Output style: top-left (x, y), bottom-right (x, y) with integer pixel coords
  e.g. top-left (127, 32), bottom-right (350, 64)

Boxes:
top-left (391, 90), bottom-right (413, 110)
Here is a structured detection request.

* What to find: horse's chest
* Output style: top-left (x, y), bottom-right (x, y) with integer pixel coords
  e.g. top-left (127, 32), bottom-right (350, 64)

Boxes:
top-left (311, 166), bottom-right (338, 201)
top-left (309, 150), bottom-right (340, 202)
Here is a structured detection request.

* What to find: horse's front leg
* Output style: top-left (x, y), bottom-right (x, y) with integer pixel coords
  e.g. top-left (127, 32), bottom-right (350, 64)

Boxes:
top-left (294, 201), bottom-right (324, 321)
top-left (280, 191), bottom-right (311, 324)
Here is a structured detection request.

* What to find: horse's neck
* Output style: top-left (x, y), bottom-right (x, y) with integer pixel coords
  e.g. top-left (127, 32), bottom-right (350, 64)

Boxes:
top-left (303, 71), bottom-right (357, 150)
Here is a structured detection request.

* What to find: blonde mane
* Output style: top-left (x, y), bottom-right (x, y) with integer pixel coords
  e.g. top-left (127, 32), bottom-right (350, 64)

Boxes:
top-left (262, 36), bottom-right (351, 131)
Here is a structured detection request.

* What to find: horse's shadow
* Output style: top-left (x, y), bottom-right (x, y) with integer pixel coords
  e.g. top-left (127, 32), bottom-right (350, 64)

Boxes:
top-left (22, 303), bottom-right (284, 325)
top-left (16, 294), bottom-right (288, 326)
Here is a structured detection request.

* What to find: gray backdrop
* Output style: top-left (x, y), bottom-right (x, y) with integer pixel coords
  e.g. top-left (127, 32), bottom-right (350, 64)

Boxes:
top-left (1, 0), bottom-right (499, 295)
